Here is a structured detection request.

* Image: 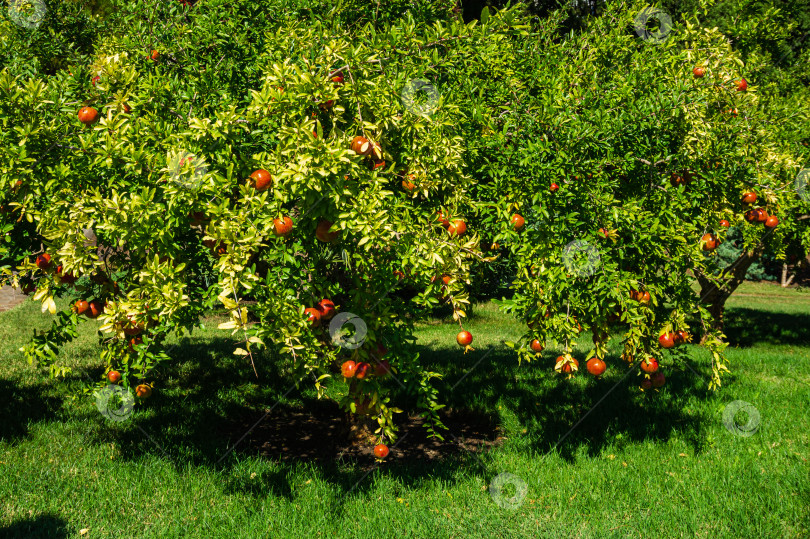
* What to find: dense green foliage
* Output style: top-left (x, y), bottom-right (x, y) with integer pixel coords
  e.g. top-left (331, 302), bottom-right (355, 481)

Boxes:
top-left (0, 0), bottom-right (807, 445)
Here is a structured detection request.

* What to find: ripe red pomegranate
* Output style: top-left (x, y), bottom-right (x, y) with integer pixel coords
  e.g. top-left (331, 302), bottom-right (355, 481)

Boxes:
top-left (701, 233), bottom-right (719, 251)
top-left (74, 300), bottom-right (89, 315)
top-left (586, 358), bottom-right (606, 376)
top-left (316, 298), bottom-right (335, 320)
top-left (315, 220), bottom-right (338, 243)
top-left (341, 360), bottom-right (357, 378)
top-left (87, 300), bottom-right (105, 319)
top-left (658, 332), bottom-right (676, 349)
top-left (447, 220), bottom-right (467, 236)
top-left (351, 136), bottom-right (371, 156)
top-left (249, 169), bottom-right (273, 191)
top-left (304, 307), bottom-right (321, 327)
top-left (35, 253), bottom-right (52, 270)
top-left (557, 356), bottom-right (579, 374)
top-left (456, 331), bottom-right (473, 346)
top-left (640, 357), bottom-right (659, 374)
top-left (78, 107), bottom-right (99, 125)
top-left (273, 216), bottom-right (293, 236)
top-left (355, 362), bottom-right (371, 379)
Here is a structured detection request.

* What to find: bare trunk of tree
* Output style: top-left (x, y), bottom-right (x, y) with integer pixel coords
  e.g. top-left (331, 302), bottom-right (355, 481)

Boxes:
top-left (696, 243), bottom-right (766, 341)
top-left (781, 262), bottom-right (795, 288)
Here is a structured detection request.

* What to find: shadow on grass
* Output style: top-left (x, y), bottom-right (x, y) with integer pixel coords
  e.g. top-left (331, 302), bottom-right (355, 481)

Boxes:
top-left (0, 379), bottom-right (64, 443)
top-left (64, 335), bottom-right (502, 504)
top-left (64, 329), bottom-right (715, 504)
top-left (0, 514), bottom-right (70, 538)
top-left (723, 307), bottom-right (810, 347)
top-left (414, 335), bottom-right (718, 461)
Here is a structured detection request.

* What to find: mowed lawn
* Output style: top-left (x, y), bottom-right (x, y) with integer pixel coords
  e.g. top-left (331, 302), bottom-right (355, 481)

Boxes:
top-left (0, 281), bottom-right (808, 538)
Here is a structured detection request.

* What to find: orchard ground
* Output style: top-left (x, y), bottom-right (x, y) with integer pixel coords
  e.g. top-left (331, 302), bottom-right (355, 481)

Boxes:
top-left (0, 282), bottom-right (808, 538)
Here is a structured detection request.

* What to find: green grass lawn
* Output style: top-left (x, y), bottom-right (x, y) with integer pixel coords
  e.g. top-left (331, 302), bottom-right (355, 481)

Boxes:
top-left (1, 281), bottom-right (808, 538)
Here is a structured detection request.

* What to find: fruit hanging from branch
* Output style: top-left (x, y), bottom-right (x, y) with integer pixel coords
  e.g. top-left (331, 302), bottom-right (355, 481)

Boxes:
top-left (555, 354), bottom-right (578, 374)
top-left (128, 336), bottom-right (143, 351)
top-left (670, 171), bottom-right (692, 188)
top-left (447, 219), bottom-right (466, 236)
top-left (86, 300), bottom-right (105, 319)
top-left (402, 175), bottom-right (417, 192)
top-left (249, 169), bottom-right (273, 191)
top-left (273, 216), bottom-right (293, 237)
top-left (456, 330), bottom-right (474, 353)
top-left (350, 136), bottom-right (371, 156)
top-left (586, 358), bottom-right (606, 376)
top-left (316, 298), bottom-right (336, 320)
top-left (78, 107), bottom-right (99, 125)
top-left (355, 362), bottom-right (371, 379)
top-left (56, 265), bottom-right (77, 284)
top-left (658, 332), bottom-right (676, 349)
top-left (630, 290), bottom-right (651, 305)
top-left (315, 220), bottom-right (339, 243)
top-left (35, 253), bottom-right (52, 270)
top-left (456, 331), bottom-right (472, 347)
top-left (640, 357), bottom-right (659, 374)
top-left (123, 322), bottom-right (143, 336)
top-left (74, 300), bottom-right (89, 315)
top-left (341, 360), bottom-right (357, 379)
top-left (701, 233), bottom-right (719, 251)
top-left (304, 307), bottom-right (321, 328)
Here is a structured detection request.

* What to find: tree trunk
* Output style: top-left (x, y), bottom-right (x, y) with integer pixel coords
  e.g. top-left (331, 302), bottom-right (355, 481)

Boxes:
top-left (696, 243), bottom-right (766, 341)
top-left (781, 262), bottom-right (795, 288)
